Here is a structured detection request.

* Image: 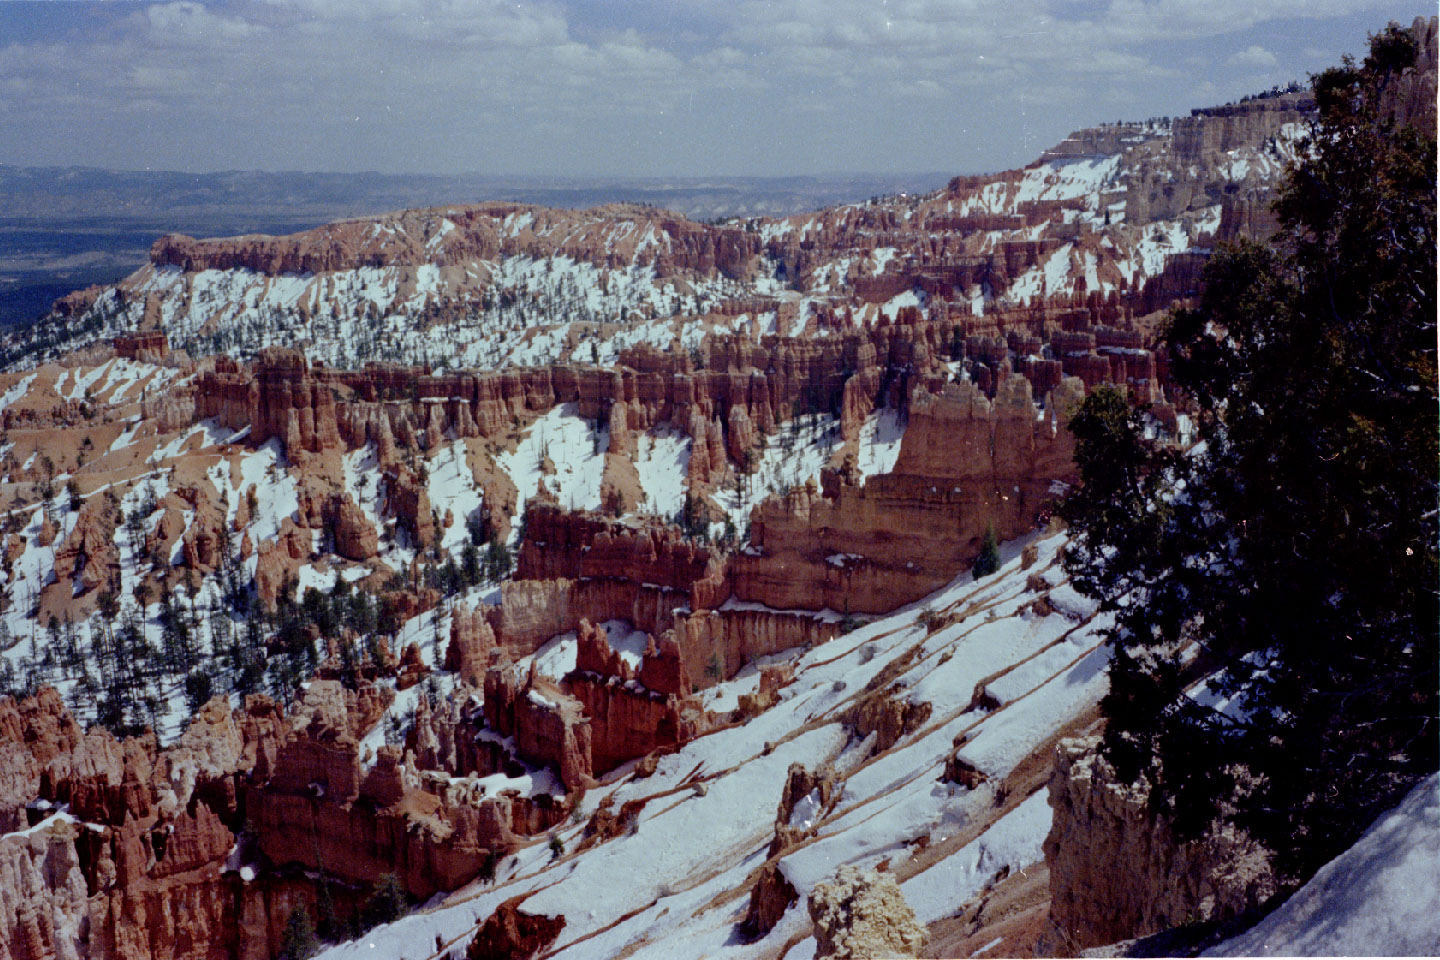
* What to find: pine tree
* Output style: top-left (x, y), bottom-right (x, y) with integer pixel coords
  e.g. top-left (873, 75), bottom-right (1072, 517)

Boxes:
top-left (277, 907), bottom-right (318, 960)
top-left (971, 523), bottom-right (1001, 580)
top-left (361, 873), bottom-right (408, 929)
top-left (1060, 23), bottom-right (1437, 880)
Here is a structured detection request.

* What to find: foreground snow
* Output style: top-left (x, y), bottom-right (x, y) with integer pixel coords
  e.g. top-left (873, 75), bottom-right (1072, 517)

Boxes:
top-left (1207, 774), bottom-right (1440, 957)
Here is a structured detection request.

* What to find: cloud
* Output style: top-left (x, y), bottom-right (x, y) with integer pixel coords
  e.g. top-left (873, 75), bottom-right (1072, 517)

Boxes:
top-left (143, 2), bottom-right (264, 43)
top-left (1228, 44), bottom-right (1279, 68)
top-left (0, 0), bottom-right (1412, 176)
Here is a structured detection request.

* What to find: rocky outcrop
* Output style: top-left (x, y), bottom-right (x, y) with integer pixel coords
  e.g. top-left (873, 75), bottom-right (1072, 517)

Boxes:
top-left (485, 576), bottom-right (685, 654)
top-left (565, 622), bottom-right (707, 774)
top-left (328, 493), bottom-right (378, 561)
top-left (0, 815), bottom-right (91, 960)
top-left (483, 657), bottom-right (594, 791)
top-left (467, 895), bottom-right (566, 960)
top-left (0, 678), bottom-right (581, 960)
top-left (48, 497), bottom-right (121, 600)
top-left (1043, 736), bottom-right (1277, 953)
top-left (384, 465), bottom-right (434, 549)
top-left (744, 763), bottom-right (839, 938)
top-left (113, 332), bottom-right (169, 362)
top-left (0, 689), bottom-right (252, 960)
top-left (446, 605), bottom-right (498, 687)
top-left (808, 865), bottom-right (927, 959)
top-left (246, 680), bottom-right (541, 902)
top-left (516, 505), bottom-right (729, 610)
top-left (253, 517), bottom-right (311, 610)
top-left (844, 685), bottom-right (933, 755)
top-left (668, 607), bottom-right (838, 693)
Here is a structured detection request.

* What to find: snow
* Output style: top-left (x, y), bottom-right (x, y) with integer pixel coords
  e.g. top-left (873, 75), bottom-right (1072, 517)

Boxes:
top-left (295, 565), bottom-right (338, 597)
top-left (235, 439), bottom-right (299, 544)
top-left (525, 723), bottom-right (849, 953)
top-left (496, 404), bottom-right (606, 532)
top-left (1042, 243), bottom-right (1075, 298)
top-left (711, 414), bottom-right (843, 532)
top-left (530, 633), bottom-right (579, 680)
top-left (856, 408), bottom-right (905, 478)
top-left (788, 789), bottom-right (824, 830)
top-left (632, 425), bottom-right (691, 519)
top-left (882, 289), bottom-right (922, 320)
top-left (901, 789), bottom-right (1052, 923)
top-left (1, 808), bottom-right (85, 840)
top-left (1206, 775), bottom-right (1440, 957)
top-left (426, 439), bottom-right (484, 552)
top-left (952, 645), bottom-right (1108, 779)
top-left (107, 417), bottom-right (143, 454)
top-left (0, 373), bottom-right (38, 409)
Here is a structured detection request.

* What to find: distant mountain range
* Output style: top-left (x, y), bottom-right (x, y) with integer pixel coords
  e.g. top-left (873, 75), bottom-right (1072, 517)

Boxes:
top-left (0, 167), bottom-right (950, 327)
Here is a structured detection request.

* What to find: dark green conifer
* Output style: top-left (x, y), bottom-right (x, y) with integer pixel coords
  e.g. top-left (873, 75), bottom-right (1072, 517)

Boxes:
top-left (1060, 23), bottom-right (1436, 881)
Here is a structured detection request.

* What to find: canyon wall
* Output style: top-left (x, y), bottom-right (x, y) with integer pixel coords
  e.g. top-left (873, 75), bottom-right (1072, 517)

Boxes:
top-left (733, 375), bottom-right (1083, 614)
top-left (0, 679), bottom-right (571, 960)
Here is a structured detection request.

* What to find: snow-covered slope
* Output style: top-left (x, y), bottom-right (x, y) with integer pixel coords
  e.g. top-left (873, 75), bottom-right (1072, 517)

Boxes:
top-left (312, 532), bottom-right (1109, 960)
top-left (1206, 774), bottom-right (1440, 957)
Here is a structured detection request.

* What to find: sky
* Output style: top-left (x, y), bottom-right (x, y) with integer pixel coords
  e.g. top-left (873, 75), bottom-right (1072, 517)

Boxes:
top-left (0, 0), bottom-right (1430, 177)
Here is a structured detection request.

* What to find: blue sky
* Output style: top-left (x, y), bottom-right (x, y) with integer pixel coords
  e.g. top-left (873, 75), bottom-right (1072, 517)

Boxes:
top-left (0, 0), bottom-right (1429, 176)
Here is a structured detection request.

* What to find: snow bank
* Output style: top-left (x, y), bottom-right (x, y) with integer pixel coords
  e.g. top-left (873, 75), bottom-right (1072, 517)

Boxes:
top-left (1206, 775), bottom-right (1440, 957)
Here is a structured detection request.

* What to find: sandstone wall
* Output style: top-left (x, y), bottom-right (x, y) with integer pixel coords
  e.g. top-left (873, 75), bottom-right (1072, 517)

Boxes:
top-left (1043, 736), bottom-right (1277, 952)
top-left (733, 376), bottom-right (1082, 614)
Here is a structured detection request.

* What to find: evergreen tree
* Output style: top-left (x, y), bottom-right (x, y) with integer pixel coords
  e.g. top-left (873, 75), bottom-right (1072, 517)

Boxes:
top-left (1060, 24), bottom-right (1436, 881)
top-left (361, 872), bottom-right (408, 929)
top-left (971, 523), bottom-right (1001, 580)
top-left (277, 907), bottom-right (319, 960)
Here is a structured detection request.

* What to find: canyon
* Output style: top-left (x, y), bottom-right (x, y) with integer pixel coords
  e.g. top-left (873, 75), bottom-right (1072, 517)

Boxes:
top-left (0, 22), bottom-right (1434, 956)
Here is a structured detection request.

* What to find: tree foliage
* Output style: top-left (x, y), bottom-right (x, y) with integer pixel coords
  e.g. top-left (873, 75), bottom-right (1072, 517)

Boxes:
top-left (278, 907), bottom-right (319, 960)
top-left (361, 872), bottom-right (409, 929)
top-left (1061, 23), bottom-right (1436, 880)
top-left (971, 523), bottom-right (1001, 580)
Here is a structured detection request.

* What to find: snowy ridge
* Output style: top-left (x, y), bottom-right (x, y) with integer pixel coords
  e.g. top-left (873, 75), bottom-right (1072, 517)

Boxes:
top-left (3, 93), bottom-right (1312, 374)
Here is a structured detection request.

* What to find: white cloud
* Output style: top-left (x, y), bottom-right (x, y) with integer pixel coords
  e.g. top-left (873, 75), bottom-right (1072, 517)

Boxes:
top-left (1228, 44), bottom-right (1279, 68)
top-left (143, 2), bottom-right (264, 43)
top-left (0, 0), bottom-right (1413, 175)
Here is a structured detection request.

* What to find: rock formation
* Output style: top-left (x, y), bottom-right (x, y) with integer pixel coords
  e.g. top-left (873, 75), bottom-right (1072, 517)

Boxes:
top-left (1043, 736), bottom-right (1277, 952)
top-left (808, 864), bottom-right (927, 959)
top-left (734, 376), bottom-right (1083, 614)
top-left (467, 895), bottom-right (566, 960)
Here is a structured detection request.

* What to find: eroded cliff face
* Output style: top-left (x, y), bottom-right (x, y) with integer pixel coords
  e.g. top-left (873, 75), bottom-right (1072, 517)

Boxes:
top-left (734, 375), bottom-right (1082, 614)
top-left (0, 688), bottom-right (255, 960)
top-left (1042, 737), bottom-right (1277, 953)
